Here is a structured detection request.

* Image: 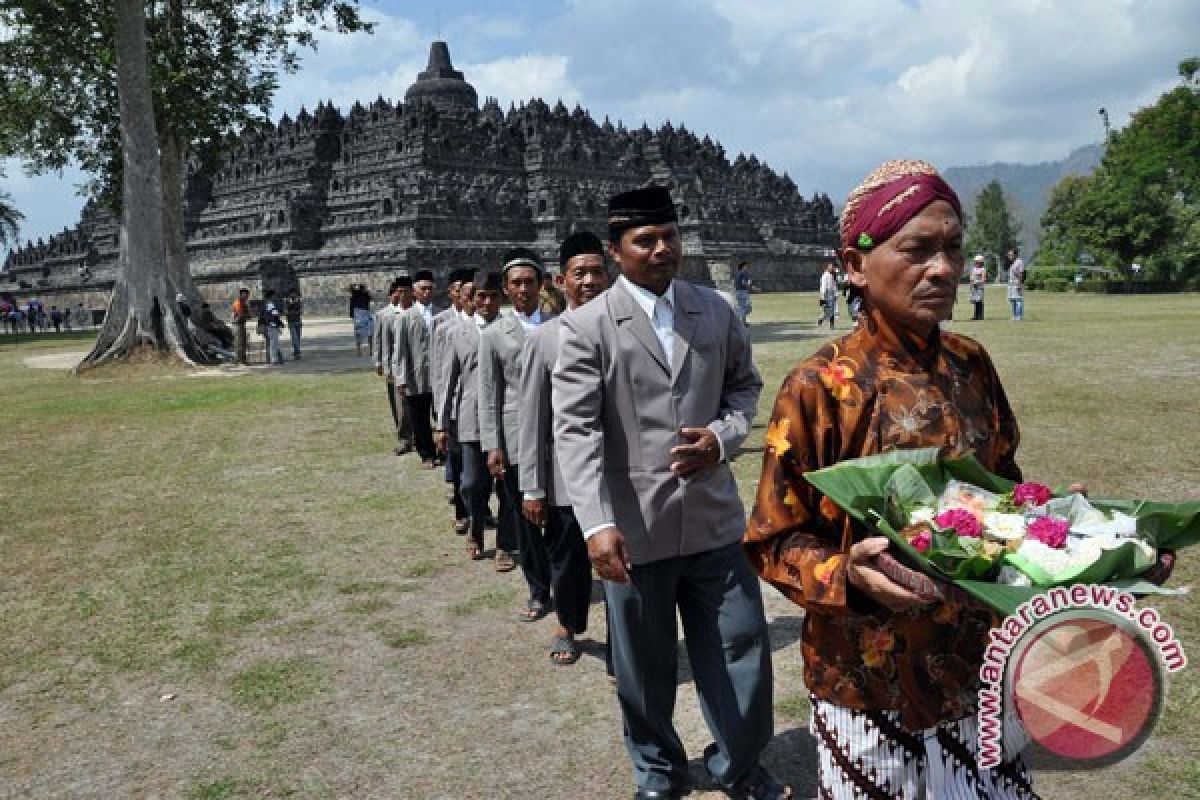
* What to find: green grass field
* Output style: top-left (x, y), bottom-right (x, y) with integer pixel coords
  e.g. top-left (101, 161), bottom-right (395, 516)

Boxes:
top-left (1, 286), bottom-right (1197, 798)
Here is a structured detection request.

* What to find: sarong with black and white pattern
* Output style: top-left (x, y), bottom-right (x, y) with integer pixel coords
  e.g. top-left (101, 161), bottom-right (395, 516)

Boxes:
top-left (811, 697), bottom-right (1039, 799)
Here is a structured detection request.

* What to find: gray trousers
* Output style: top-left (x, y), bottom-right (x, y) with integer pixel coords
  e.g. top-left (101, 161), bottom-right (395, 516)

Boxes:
top-left (605, 541), bottom-right (774, 792)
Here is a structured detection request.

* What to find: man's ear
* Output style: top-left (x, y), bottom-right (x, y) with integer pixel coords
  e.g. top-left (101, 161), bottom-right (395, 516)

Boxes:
top-left (842, 247), bottom-right (868, 288)
top-left (607, 239), bottom-right (623, 271)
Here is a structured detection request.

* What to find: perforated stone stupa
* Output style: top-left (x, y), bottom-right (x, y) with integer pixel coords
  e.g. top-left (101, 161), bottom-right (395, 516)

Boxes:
top-left (2, 41), bottom-right (838, 312)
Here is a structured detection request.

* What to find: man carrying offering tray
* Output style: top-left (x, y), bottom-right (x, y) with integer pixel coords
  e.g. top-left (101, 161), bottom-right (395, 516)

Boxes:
top-left (743, 159), bottom-right (1039, 798)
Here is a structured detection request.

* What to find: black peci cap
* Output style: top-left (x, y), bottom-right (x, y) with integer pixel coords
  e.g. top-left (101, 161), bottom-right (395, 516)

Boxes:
top-left (607, 186), bottom-right (677, 239)
top-left (559, 231), bottom-right (606, 267)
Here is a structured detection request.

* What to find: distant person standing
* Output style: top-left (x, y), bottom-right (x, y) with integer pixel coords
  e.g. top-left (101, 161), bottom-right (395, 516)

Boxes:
top-left (284, 289), bottom-right (304, 360)
top-left (1006, 248), bottom-right (1025, 320)
top-left (49, 306), bottom-right (62, 333)
top-left (818, 262), bottom-right (839, 329)
top-left (261, 289), bottom-right (285, 365)
top-left (349, 284), bottom-right (373, 355)
top-left (734, 261), bottom-right (753, 325)
top-left (231, 288), bottom-right (251, 365)
top-left (844, 277), bottom-right (864, 328)
top-left (75, 302), bottom-right (89, 330)
top-left (970, 254), bottom-right (988, 320)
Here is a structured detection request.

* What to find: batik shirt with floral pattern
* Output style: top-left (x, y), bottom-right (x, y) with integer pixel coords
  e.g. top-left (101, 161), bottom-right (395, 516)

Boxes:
top-left (744, 310), bottom-right (1021, 731)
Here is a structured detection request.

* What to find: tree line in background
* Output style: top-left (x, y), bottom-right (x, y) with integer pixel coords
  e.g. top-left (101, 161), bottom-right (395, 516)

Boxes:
top-left (0, 0), bottom-right (370, 367)
top-left (968, 57), bottom-right (1198, 290)
top-left (964, 58), bottom-right (1200, 291)
top-left (1039, 57), bottom-right (1198, 288)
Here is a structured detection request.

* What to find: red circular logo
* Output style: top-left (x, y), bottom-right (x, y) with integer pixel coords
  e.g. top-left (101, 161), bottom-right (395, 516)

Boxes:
top-left (1009, 612), bottom-right (1163, 764)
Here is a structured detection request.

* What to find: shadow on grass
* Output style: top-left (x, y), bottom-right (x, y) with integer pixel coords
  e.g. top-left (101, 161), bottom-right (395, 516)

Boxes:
top-left (748, 321), bottom-right (834, 345)
top-left (682, 725), bottom-right (818, 795)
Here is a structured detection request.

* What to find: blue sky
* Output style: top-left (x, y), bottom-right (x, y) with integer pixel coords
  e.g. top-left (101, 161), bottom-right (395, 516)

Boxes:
top-left (3, 0), bottom-right (1198, 256)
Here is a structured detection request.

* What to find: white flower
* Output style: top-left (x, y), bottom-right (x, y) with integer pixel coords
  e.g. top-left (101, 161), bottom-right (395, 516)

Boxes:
top-left (982, 512), bottom-right (1026, 541)
top-left (909, 507), bottom-right (936, 525)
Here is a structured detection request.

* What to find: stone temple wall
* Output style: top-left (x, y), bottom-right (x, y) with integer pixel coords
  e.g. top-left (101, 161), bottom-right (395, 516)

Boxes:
top-left (1, 41), bottom-right (839, 313)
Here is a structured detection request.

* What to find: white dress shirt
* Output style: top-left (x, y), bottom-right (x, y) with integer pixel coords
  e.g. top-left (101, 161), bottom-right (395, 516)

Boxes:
top-left (515, 307), bottom-right (543, 332)
top-left (618, 275), bottom-right (674, 367)
top-left (414, 301), bottom-right (433, 330)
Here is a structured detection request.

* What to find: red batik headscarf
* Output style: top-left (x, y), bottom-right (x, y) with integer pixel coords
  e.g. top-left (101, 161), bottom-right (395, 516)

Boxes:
top-left (840, 159), bottom-right (962, 251)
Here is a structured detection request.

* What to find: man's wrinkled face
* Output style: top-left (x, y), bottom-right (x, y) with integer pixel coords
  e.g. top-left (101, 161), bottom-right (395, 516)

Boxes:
top-left (610, 223), bottom-right (680, 294)
top-left (397, 287), bottom-right (414, 308)
top-left (474, 289), bottom-right (501, 322)
top-left (504, 266), bottom-right (541, 314)
top-left (562, 253), bottom-right (610, 309)
top-left (413, 280), bottom-right (434, 306)
top-left (844, 200), bottom-right (964, 336)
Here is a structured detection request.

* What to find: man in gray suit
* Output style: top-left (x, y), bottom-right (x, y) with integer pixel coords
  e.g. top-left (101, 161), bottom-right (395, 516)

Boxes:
top-left (372, 275), bottom-right (414, 456)
top-left (479, 249), bottom-right (553, 619)
top-left (437, 274), bottom-right (508, 564)
top-left (432, 268), bottom-right (472, 532)
top-left (553, 187), bottom-right (787, 800)
top-left (393, 268), bottom-right (438, 467)
top-left (519, 232), bottom-right (611, 666)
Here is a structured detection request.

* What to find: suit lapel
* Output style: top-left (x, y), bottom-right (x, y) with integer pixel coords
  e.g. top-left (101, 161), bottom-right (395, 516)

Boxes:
top-left (611, 280), bottom-right (669, 375)
top-left (670, 282), bottom-right (700, 385)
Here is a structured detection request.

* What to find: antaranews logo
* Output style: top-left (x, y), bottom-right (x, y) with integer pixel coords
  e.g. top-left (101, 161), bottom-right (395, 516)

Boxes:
top-left (977, 584), bottom-right (1186, 769)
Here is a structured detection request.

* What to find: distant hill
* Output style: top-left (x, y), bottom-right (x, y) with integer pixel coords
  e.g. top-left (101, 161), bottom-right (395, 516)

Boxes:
top-left (944, 142), bottom-right (1104, 255)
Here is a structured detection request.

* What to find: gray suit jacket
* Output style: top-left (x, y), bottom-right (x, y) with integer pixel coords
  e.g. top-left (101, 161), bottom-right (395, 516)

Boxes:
top-left (392, 304), bottom-right (433, 395)
top-left (430, 308), bottom-right (459, 423)
top-left (518, 316), bottom-right (570, 505)
top-left (439, 317), bottom-right (484, 442)
top-left (552, 279), bottom-right (762, 566)
top-left (371, 303), bottom-right (398, 373)
top-left (478, 310), bottom-right (532, 460)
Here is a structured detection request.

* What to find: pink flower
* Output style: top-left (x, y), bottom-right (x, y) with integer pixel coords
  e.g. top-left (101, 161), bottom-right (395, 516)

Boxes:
top-left (911, 530), bottom-right (932, 553)
top-left (935, 508), bottom-right (982, 538)
top-left (1027, 516), bottom-right (1070, 549)
top-left (1013, 482), bottom-right (1053, 508)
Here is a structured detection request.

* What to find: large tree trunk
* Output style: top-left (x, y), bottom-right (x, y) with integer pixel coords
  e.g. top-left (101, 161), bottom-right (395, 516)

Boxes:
top-left (160, 127), bottom-right (199, 303)
top-left (78, 0), bottom-right (207, 369)
top-left (158, 0), bottom-right (199, 307)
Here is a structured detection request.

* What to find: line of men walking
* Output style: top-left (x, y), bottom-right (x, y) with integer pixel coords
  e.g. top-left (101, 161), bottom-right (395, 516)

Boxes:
top-left (371, 186), bottom-right (789, 800)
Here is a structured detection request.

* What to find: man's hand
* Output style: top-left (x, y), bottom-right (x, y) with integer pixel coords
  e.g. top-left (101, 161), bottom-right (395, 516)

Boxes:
top-left (487, 449), bottom-right (507, 479)
top-left (847, 537), bottom-right (927, 613)
top-left (1068, 482), bottom-right (1088, 496)
top-left (670, 427), bottom-right (721, 478)
top-left (522, 497), bottom-right (546, 528)
top-left (587, 526), bottom-right (632, 584)
top-left (434, 430), bottom-right (448, 454)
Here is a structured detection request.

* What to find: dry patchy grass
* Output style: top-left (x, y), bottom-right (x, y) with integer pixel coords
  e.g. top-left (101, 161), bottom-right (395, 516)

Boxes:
top-left (0, 289), bottom-right (1197, 798)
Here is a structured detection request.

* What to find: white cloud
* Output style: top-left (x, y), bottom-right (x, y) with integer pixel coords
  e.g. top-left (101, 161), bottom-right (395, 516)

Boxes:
top-left (465, 54), bottom-right (580, 107)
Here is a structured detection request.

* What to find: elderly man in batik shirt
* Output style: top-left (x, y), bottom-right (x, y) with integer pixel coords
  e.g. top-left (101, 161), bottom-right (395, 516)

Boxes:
top-left (745, 160), bottom-right (1038, 800)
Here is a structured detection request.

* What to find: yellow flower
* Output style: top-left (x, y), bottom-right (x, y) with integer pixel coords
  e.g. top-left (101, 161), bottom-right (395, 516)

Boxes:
top-left (818, 362), bottom-right (855, 401)
top-left (861, 625), bottom-right (897, 669)
top-left (765, 417), bottom-right (791, 456)
top-left (782, 487), bottom-right (801, 510)
top-left (814, 554), bottom-right (843, 585)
